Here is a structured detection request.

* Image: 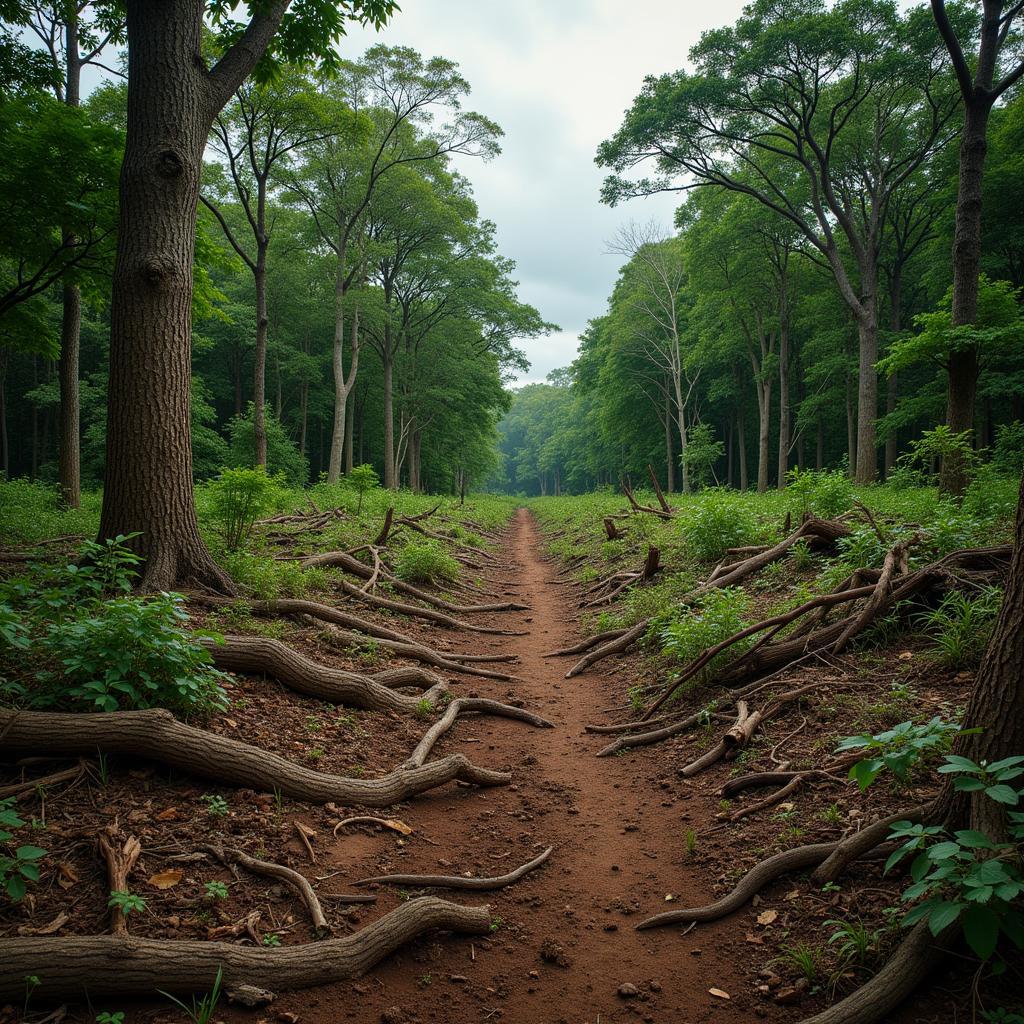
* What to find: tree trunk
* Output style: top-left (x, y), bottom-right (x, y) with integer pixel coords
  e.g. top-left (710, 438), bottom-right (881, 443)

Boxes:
top-left (726, 418), bottom-right (734, 488)
top-left (777, 299), bottom-right (790, 490)
top-left (939, 472), bottom-right (1024, 838)
top-left (98, 0), bottom-right (236, 592)
top-left (409, 429), bottom-right (422, 493)
top-left (854, 317), bottom-right (878, 485)
top-left (816, 418), bottom-right (824, 471)
top-left (846, 372), bottom-right (857, 478)
top-left (58, 12), bottom-right (83, 507)
top-left (253, 243), bottom-right (269, 468)
top-left (737, 410), bottom-right (748, 492)
top-left (0, 349), bottom-right (7, 475)
top-left (664, 393), bottom-right (675, 493)
top-left (298, 382), bottom-right (308, 456)
top-left (941, 97), bottom-right (992, 496)
top-left (344, 385), bottom-right (355, 474)
top-left (383, 341), bottom-right (396, 490)
top-left (756, 379), bottom-right (771, 494)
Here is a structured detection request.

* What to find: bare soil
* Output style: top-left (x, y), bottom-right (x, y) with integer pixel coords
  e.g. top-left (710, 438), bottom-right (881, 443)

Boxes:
top-left (1, 509), bottom-right (1017, 1023)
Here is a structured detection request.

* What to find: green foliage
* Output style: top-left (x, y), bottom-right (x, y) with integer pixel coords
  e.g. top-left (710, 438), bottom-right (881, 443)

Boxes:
top-left (96, 1013), bottom-right (125, 1024)
top-left (678, 493), bottom-right (758, 562)
top-left (0, 539), bottom-right (227, 716)
top-left (916, 588), bottom-right (1002, 668)
top-left (682, 424), bottom-right (724, 490)
top-left (786, 468), bottom-right (853, 519)
top-left (159, 965), bottom-right (223, 1024)
top-left (347, 464), bottom-right (380, 514)
top-left (204, 880), bottom-right (229, 901)
top-left (885, 755), bottom-right (1024, 961)
top-left (658, 587), bottom-right (750, 683)
top-left (394, 541), bottom-right (459, 585)
top-left (220, 551), bottom-right (326, 600)
top-left (202, 794), bottom-right (229, 817)
top-left (775, 942), bottom-right (819, 983)
top-left (226, 406), bottom-right (308, 486)
top-left (108, 890), bottom-right (147, 916)
top-left (992, 422), bottom-right (1024, 475)
top-left (0, 798), bottom-right (45, 902)
top-left (0, 479), bottom-right (99, 545)
top-left (837, 718), bottom-right (961, 791)
top-left (205, 466), bottom-right (281, 551)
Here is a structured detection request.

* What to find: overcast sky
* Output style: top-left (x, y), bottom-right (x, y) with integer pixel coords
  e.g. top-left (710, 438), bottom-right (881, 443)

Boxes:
top-left (339, 0), bottom-right (748, 385)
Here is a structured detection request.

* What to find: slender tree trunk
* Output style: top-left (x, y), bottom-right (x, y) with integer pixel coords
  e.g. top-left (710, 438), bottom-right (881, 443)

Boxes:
top-left (328, 291), bottom-right (359, 483)
top-left (253, 243), bottom-right (269, 468)
top-left (382, 331), bottom-right (396, 490)
top-left (298, 383), bottom-right (308, 457)
top-left (755, 376), bottom-right (771, 494)
top-left (846, 372), bottom-right (857, 478)
top-left (0, 349), bottom-right (8, 476)
top-left (737, 410), bottom-right (748, 492)
top-left (941, 98), bottom-right (992, 495)
top-left (58, 12), bottom-right (83, 507)
top-left (664, 393), bottom-right (675, 493)
top-left (344, 389), bottom-right (355, 474)
top-left (98, 0), bottom-right (234, 592)
top-left (854, 314), bottom-right (879, 485)
top-left (409, 429), bottom-right (422, 493)
top-left (777, 295), bottom-right (790, 490)
top-left (726, 418), bottom-right (734, 488)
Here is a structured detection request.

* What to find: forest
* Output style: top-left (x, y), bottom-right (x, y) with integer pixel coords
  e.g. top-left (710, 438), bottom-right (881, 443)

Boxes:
top-left (0, 2), bottom-right (1023, 1024)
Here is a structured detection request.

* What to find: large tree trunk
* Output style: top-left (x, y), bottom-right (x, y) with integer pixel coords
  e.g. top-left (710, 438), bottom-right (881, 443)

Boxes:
top-left (755, 378), bottom-right (771, 494)
top-left (737, 409), bottom-right (748, 492)
top-left (344, 384), bottom-right (355, 474)
top-left (98, 0), bottom-right (237, 592)
top-left (939, 473), bottom-right (1024, 839)
top-left (941, 99), bottom-right (992, 495)
top-left (846, 370), bottom-right (857, 477)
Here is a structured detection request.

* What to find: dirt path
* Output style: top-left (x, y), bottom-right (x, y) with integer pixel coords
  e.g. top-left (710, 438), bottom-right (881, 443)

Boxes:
top-left (283, 509), bottom-right (755, 1024)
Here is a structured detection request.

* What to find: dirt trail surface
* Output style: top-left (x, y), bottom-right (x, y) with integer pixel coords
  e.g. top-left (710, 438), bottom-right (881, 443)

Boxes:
top-left (274, 508), bottom-right (752, 1024)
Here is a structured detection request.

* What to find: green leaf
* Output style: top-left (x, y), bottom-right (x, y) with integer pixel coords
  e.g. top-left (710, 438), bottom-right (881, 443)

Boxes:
top-left (953, 830), bottom-right (997, 849)
top-left (927, 901), bottom-right (963, 935)
top-left (984, 785), bottom-right (1019, 805)
top-left (15, 845), bottom-right (47, 861)
top-left (962, 904), bottom-right (1001, 960)
top-left (6, 874), bottom-right (26, 900)
top-left (939, 755), bottom-right (982, 773)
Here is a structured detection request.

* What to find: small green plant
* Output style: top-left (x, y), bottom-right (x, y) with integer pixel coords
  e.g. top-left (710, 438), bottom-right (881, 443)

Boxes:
top-left (678, 493), bottom-right (758, 562)
top-left (657, 588), bottom-right (750, 686)
top-left (825, 917), bottom-right (883, 968)
top-left (419, 973), bottom-right (433, 986)
top-left (308, 747), bottom-right (325, 762)
top-left (159, 965), bottom-right (223, 1024)
top-left (0, 798), bottom-right (46, 901)
top-left (203, 880), bottom-right (229, 901)
top-left (820, 802), bottom-right (843, 826)
top-left (415, 696), bottom-right (434, 718)
top-left (394, 541), bottom-right (460, 585)
top-left (96, 1012), bottom-right (126, 1024)
top-left (201, 794), bottom-right (229, 817)
top-left (786, 467), bottom-right (853, 519)
top-left (108, 889), bottom-right (147, 916)
top-left (685, 828), bottom-right (697, 855)
top-left (836, 717), bottom-right (961, 791)
top-left (262, 932), bottom-right (281, 947)
top-left (916, 587), bottom-right (1001, 669)
top-left (788, 538), bottom-right (815, 571)
top-left (489, 916), bottom-right (504, 932)
top-left (347, 463), bottom-right (380, 514)
top-left (206, 466), bottom-right (280, 550)
top-left (776, 941), bottom-right (819, 982)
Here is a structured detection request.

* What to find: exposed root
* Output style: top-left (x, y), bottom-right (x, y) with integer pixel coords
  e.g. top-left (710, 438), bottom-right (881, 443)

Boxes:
top-left (0, 761), bottom-right (87, 800)
top-left (404, 698), bottom-right (553, 769)
top-left (595, 711), bottom-right (731, 757)
top-left (0, 709), bottom-right (511, 807)
top-left (636, 842), bottom-right (837, 929)
top-left (566, 620), bottom-right (649, 677)
top-left (542, 628), bottom-right (627, 658)
top-left (0, 897), bottom-right (491, 1000)
top-left (204, 844), bottom-right (331, 937)
top-left (203, 636), bottom-right (449, 713)
top-left (356, 846), bottom-right (552, 891)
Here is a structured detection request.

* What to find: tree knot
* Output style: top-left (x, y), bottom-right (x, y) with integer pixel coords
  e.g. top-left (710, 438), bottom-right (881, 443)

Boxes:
top-left (155, 149), bottom-right (185, 179)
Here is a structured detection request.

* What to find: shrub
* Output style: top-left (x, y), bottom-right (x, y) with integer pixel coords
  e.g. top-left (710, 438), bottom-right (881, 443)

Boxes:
top-left (993, 421), bottom-right (1024, 475)
top-left (220, 551), bottom-right (326, 600)
top-left (679, 494), bottom-right (758, 562)
top-left (682, 423), bottom-right (725, 490)
top-left (786, 467), bottom-right (853, 519)
top-left (394, 541), bottom-right (459, 585)
top-left (226, 405), bottom-right (308, 486)
top-left (206, 466), bottom-right (280, 551)
top-left (0, 538), bottom-right (228, 717)
top-left (657, 587), bottom-right (750, 684)
top-left (922, 499), bottom-right (985, 557)
top-left (964, 464), bottom-right (1019, 522)
top-left (38, 593), bottom-right (228, 714)
top-left (347, 464), bottom-right (379, 514)
top-left (1, 797), bottom-right (46, 902)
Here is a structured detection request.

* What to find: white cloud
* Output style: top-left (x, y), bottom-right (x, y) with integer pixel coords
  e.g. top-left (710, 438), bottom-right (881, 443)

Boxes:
top-left (341, 0), bottom-right (749, 382)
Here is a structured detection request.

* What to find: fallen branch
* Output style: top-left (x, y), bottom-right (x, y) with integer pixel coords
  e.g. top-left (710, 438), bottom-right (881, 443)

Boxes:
top-left (98, 826), bottom-right (141, 936)
top-left (356, 847), bottom-right (552, 891)
top-left (0, 897), bottom-right (491, 1000)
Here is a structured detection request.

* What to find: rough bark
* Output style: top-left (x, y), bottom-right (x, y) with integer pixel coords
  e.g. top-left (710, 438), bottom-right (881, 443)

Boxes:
top-left (0, 897), bottom-right (490, 1000)
top-left (0, 709), bottom-right (511, 806)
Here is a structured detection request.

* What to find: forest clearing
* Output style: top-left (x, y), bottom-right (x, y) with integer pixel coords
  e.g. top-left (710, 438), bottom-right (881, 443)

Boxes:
top-left (2, 1), bottom-right (1024, 1023)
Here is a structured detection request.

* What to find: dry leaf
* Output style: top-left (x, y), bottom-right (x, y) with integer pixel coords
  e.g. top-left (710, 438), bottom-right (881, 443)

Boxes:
top-left (785, 888), bottom-right (801, 901)
top-left (17, 911), bottom-right (69, 936)
top-left (156, 807), bottom-right (179, 821)
top-left (57, 862), bottom-right (80, 889)
top-left (664, 893), bottom-right (676, 902)
top-left (777, 802), bottom-right (795, 812)
top-left (709, 988), bottom-right (731, 1000)
top-left (224, 717), bottom-right (238, 728)
top-left (898, 651), bottom-right (913, 660)
top-left (744, 931), bottom-right (764, 944)
top-left (756, 909), bottom-right (778, 926)
top-left (380, 818), bottom-right (413, 836)
top-left (148, 869), bottom-right (184, 890)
